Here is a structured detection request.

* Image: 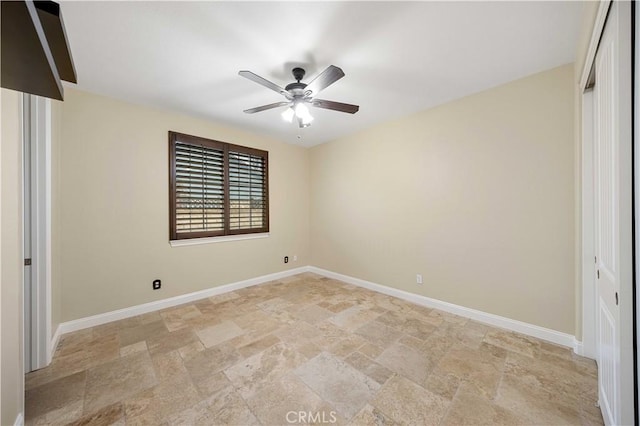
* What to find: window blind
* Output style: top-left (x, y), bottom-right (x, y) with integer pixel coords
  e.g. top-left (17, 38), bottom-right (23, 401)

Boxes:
top-left (229, 150), bottom-right (267, 231)
top-left (174, 142), bottom-right (225, 235)
top-left (169, 132), bottom-right (269, 240)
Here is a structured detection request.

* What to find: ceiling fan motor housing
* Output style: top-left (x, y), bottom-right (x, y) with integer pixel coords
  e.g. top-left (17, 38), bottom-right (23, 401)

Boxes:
top-left (292, 67), bottom-right (305, 81)
top-left (285, 67), bottom-right (308, 93)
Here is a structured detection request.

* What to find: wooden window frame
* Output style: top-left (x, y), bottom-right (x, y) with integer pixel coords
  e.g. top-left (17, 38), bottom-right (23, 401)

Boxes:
top-left (169, 131), bottom-right (269, 240)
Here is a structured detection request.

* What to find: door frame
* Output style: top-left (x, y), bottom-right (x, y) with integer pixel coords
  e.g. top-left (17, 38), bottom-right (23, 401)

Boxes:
top-left (23, 94), bottom-right (32, 373)
top-left (581, 88), bottom-right (597, 359)
top-left (22, 94), bottom-right (53, 371)
top-left (580, 0), bottom-right (611, 362)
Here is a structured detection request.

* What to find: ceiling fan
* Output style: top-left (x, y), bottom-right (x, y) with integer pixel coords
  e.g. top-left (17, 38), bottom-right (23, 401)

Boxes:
top-left (239, 65), bottom-right (359, 128)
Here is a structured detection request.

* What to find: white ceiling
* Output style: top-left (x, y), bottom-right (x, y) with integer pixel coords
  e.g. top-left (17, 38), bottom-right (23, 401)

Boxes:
top-left (61, 1), bottom-right (584, 146)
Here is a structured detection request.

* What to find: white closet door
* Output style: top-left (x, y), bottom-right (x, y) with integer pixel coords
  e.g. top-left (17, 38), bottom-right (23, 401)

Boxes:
top-left (593, 1), bottom-right (633, 424)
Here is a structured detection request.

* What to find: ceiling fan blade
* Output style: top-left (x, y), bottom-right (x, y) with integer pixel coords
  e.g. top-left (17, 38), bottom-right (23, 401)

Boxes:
top-left (311, 99), bottom-right (359, 114)
top-left (243, 101), bottom-right (290, 114)
top-left (305, 65), bottom-right (345, 96)
top-left (238, 70), bottom-right (291, 99)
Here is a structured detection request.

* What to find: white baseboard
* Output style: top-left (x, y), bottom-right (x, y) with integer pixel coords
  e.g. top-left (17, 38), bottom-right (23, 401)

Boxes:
top-left (14, 412), bottom-right (24, 426)
top-left (309, 266), bottom-right (576, 349)
top-left (50, 324), bottom-right (62, 361)
top-left (55, 265), bottom-right (578, 354)
top-left (57, 267), bottom-right (309, 336)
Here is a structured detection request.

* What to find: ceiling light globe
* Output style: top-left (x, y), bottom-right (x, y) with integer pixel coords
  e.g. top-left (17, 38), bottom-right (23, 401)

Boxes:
top-left (281, 107), bottom-right (295, 123)
top-left (294, 103), bottom-right (310, 118)
top-left (301, 113), bottom-right (314, 125)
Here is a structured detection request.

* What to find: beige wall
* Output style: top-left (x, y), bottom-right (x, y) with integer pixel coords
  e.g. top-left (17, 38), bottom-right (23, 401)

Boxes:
top-left (310, 64), bottom-right (575, 334)
top-left (59, 89), bottom-right (310, 321)
top-left (1, 89), bottom-right (24, 425)
top-left (58, 63), bottom-right (582, 336)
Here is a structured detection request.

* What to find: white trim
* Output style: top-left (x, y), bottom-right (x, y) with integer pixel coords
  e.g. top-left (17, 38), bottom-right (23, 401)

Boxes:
top-left (27, 95), bottom-right (52, 370)
top-left (582, 89), bottom-right (597, 360)
top-left (579, 0), bottom-right (612, 91)
top-left (14, 412), bottom-right (24, 426)
top-left (44, 98), bottom-right (52, 365)
top-left (573, 339), bottom-right (585, 357)
top-left (22, 95), bottom-right (53, 372)
top-left (309, 267), bottom-right (576, 349)
top-left (170, 232), bottom-right (269, 247)
top-left (57, 266), bottom-right (308, 335)
top-left (22, 93), bottom-right (31, 374)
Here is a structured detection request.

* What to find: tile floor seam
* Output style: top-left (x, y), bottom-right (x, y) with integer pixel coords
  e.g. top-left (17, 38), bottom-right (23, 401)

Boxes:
top-left (493, 359), bottom-right (507, 404)
top-left (292, 357), bottom-right (351, 423)
top-left (238, 386), bottom-right (265, 426)
top-left (80, 371), bottom-right (88, 421)
top-left (366, 372), bottom-right (402, 424)
top-left (216, 380), bottom-right (265, 426)
top-left (438, 376), bottom-right (463, 426)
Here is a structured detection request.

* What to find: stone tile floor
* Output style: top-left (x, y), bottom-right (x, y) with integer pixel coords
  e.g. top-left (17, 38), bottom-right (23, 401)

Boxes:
top-left (26, 273), bottom-right (603, 425)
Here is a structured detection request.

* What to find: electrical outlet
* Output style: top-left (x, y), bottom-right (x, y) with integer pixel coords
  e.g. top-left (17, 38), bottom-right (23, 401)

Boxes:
top-left (293, 255), bottom-right (297, 262)
top-left (416, 274), bottom-right (423, 285)
top-left (153, 279), bottom-right (161, 290)
top-left (284, 256), bottom-right (289, 264)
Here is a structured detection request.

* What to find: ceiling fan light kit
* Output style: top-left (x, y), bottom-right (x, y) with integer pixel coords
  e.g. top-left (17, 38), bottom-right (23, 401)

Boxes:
top-left (239, 65), bottom-right (359, 128)
top-left (281, 106), bottom-right (295, 123)
top-left (282, 102), bottom-right (313, 127)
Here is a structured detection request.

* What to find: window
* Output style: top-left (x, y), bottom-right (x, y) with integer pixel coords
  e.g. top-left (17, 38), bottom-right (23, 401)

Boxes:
top-left (169, 131), bottom-right (269, 240)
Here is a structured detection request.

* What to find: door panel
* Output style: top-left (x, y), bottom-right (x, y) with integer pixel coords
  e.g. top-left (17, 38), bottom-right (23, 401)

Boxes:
top-left (598, 299), bottom-right (617, 422)
top-left (593, 1), bottom-right (634, 424)
top-left (594, 2), bottom-right (618, 424)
